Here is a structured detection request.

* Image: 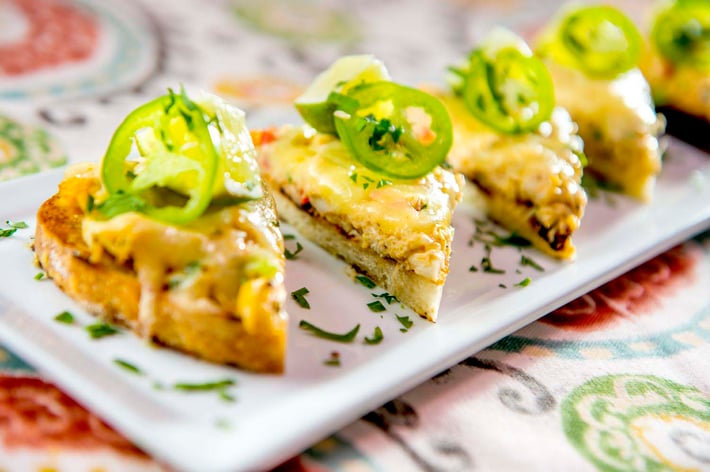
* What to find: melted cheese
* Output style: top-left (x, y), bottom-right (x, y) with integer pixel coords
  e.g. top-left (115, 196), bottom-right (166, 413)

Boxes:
top-left (80, 166), bottom-right (285, 338)
top-left (545, 62), bottom-right (664, 201)
top-left (640, 46), bottom-right (710, 122)
top-left (436, 90), bottom-right (586, 232)
top-left (257, 125), bottom-right (464, 282)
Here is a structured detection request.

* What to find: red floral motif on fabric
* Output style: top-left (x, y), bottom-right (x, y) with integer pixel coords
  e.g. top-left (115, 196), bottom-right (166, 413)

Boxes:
top-left (0, 374), bottom-right (146, 457)
top-left (542, 245), bottom-right (697, 330)
top-left (0, 0), bottom-right (98, 76)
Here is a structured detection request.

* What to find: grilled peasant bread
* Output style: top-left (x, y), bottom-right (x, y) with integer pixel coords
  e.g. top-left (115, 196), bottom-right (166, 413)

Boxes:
top-left (433, 90), bottom-right (587, 260)
top-left (545, 63), bottom-right (665, 201)
top-left (35, 164), bottom-right (287, 373)
top-left (254, 126), bottom-right (464, 321)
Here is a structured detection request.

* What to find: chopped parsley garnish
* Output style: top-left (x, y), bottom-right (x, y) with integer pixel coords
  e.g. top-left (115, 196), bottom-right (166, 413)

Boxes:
top-left (291, 287), bottom-right (311, 309)
top-left (396, 314), bottom-right (414, 332)
top-left (364, 326), bottom-right (384, 345)
top-left (520, 255), bottom-right (544, 272)
top-left (284, 241), bottom-right (303, 260)
top-left (376, 179), bottom-right (392, 189)
top-left (372, 292), bottom-right (399, 304)
top-left (96, 192), bottom-right (147, 219)
top-left (86, 195), bottom-right (95, 212)
top-left (113, 359), bottom-right (143, 375)
top-left (219, 390), bottom-right (236, 403)
top-left (283, 233), bottom-right (296, 240)
top-left (349, 172), bottom-right (358, 183)
top-left (356, 275), bottom-right (376, 289)
top-left (481, 245), bottom-right (505, 274)
top-left (515, 277), bottom-right (531, 287)
top-left (468, 265), bottom-right (478, 272)
top-left (469, 219), bottom-right (531, 248)
top-left (54, 310), bottom-right (75, 324)
top-left (34, 272), bottom-right (45, 281)
top-left (6, 220), bottom-right (28, 229)
top-left (324, 351), bottom-right (341, 367)
top-left (167, 261), bottom-right (201, 289)
top-left (299, 320), bottom-right (359, 343)
top-left (0, 220), bottom-right (28, 238)
top-left (498, 283), bottom-right (507, 289)
top-left (173, 379), bottom-right (236, 391)
top-left (85, 322), bottom-right (120, 339)
top-left (367, 300), bottom-right (386, 312)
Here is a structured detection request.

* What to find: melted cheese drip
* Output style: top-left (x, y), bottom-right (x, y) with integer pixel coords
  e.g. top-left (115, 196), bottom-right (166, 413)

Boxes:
top-left (545, 62), bottom-right (664, 200)
top-left (258, 125), bottom-right (464, 282)
top-left (81, 167), bottom-right (285, 338)
top-left (435, 90), bottom-right (587, 234)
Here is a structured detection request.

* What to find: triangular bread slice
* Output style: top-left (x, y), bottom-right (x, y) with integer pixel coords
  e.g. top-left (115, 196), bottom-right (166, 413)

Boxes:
top-left (253, 126), bottom-right (464, 321)
top-left (545, 63), bottom-right (665, 201)
top-left (432, 90), bottom-right (587, 260)
top-left (34, 164), bottom-right (287, 373)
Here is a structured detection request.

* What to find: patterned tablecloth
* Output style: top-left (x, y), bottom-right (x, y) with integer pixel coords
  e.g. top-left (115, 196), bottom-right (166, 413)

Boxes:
top-left (1, 0), bottom-right (708, 471)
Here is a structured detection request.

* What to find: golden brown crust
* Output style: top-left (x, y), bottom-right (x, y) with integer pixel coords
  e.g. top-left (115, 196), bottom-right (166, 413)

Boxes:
top-left (34, 173), bottom-right (286, 373)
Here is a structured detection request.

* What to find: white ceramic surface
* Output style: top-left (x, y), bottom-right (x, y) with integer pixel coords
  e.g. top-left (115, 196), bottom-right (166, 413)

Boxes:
top-left (0, 139), bottom-right (708, 472)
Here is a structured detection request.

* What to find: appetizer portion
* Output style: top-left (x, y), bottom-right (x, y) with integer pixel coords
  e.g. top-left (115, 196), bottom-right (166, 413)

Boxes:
top-left (640, 0), bottom-right (710, 122)
top-left (34, 90), bottom-right (288, 373)
top-left (255, 55), bottom-right (464, 321)
top-left (438, 29), bottom-right (587, 260)
top-left (536, 5), bottom-right (665, 201)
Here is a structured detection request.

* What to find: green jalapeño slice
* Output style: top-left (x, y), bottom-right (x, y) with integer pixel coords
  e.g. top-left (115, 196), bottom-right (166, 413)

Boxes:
top-left (652, 0), bottom-right (710, 70)
top-left (537, 5), bottom-right (643, 79)
top-left (101, 88), bottom-right (261, 224)
top-left (450, 29), bottom-right (555, 134)
top-left (333, 82), bottom-right (453, 179)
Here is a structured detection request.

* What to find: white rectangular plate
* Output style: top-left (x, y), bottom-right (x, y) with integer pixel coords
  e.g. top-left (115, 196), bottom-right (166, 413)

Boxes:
top-left (0, 138), bottom-right (708, 472)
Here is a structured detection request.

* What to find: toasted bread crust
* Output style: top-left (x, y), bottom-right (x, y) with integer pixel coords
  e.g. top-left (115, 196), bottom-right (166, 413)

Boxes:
top-left (35, 173), bottom-right (286, 373)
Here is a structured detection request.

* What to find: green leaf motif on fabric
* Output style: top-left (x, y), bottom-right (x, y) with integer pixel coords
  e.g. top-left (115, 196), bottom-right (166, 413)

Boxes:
top-left (561, 374), bottom-right (710, 472)
top-left (0, 115), bottom-right (66, 182)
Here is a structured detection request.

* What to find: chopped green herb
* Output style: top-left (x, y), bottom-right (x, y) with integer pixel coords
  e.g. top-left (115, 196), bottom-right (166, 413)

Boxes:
top-left (5, 220), bottom-right (28, 229)
top-left (86, 195), bottom-right (95, 213)
top-left (218, 389), bottom-right (236, 403)
top-left (420, 203), bottom-right (428, 210)
top-left (324, 351), bottom-right (341, 367)
top-left (113, 359), bottom-right (143, 375)
top-left (468, 265), bottom-right (478, 272)
top-left (356, 275), bottom-right (376, 289)
top-left (54, 310), bottom-right (75, 324)
top-left (85, 322), bottom-right (119, 339)
top-left (367, 300), bottom-right (386, 312)
top-left (173, 379), bottom-right (236, 391)
top-left (299, 320), bottom-right (359, 343)
top-left (520, 255), bottom-right (544, 272)
top-left (364, 326), bottom-right (384, 345)
top-left (215, 418), bottom-right (232, 430)
top-left (515, 277), bottom-right (532, 287)
top-left (362, 182), bottom-right (370, 190)
top-left (283, 233), bottom-right (296, 240)
top-left (396, 314), bottom-right (414, 331)
top-left (291, 287), bottom-right (311, 309)
top-left (498, 283), bottom-right (507, 289)
top-left (349, 172), bottom-right (358, 183)
top-left (284, 241), bottom-right (304, 260)
top-left (96, 192), bottom-right (147, 218)
top-left (481, 246), bottom-right (505, 274)
top-left (34, 272), bottom-right (45, 281)
top-left (372, 292), bottom-right (399, 304)
top-left (376, 179), bottom-right (392, 189)
top-left (0, 228), bottom-right (16, 238)
top-left (166, 261), bottom-right (201, 289)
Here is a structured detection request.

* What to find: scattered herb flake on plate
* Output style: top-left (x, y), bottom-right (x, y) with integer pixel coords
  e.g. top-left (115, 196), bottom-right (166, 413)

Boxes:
top-left (291, 287), bottom-right (311, 309)
top-left (284, 241), bottom-right (304, 260)
top-left (324, 351), bottom-right (341, 367)
top-left (520, 254), bottom-right (544, 272)
top-left (396, 314), bottom-right (414, 332)
top-left (54, 310), bottom-right (75, 324)
top-left (299, 320), bottom-right (359, 343)
top-left (515, 277), bottom-right (532, 287)
top-left (85, 322), bottom-right (120, 339)
top-left (356, 275), bottom-right (376, 289)
top-left (114, 359), bottom-right (143, 375)
top-left (173, 379), bottom-right (236, 391)
top-left (367, 300), bottom-right (386, 312)
top-left (364, 326), bottom-right (384, 345)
